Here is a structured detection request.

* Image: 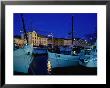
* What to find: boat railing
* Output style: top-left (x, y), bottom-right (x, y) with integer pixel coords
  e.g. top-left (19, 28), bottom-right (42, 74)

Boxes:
top-left (48, 46), bottom-right (83, 56)
top-left (79, 46), bottom-right (97, 63)
top-left (14, 43), bottom-right (28, 50)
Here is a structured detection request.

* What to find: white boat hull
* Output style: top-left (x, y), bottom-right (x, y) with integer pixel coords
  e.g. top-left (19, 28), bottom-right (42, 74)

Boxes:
top-left (14, 45), bottom-right (33, 73)
top-left (79, 55), bottom-right (97, 68)
top-left (48, 52), bottom-right (80, 68)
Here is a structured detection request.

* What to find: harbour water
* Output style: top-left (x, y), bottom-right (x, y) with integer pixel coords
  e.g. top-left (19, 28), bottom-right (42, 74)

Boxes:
top-left (28, 54), bottom-right (49, 75)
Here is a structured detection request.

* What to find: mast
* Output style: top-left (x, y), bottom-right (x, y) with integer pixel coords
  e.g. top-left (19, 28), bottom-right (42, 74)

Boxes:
top-left (72, 16), bottom-right (73, 44)
top-left (21, 14), bottom-right (28, 43)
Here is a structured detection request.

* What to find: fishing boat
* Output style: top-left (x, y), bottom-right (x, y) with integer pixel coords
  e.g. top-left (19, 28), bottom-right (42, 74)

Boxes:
top-left (79, 42), bottom-right (97, 67)
top-left (14, 14), bottom-right (33, 73)
top-left (47, 16), bottom-right (81, 68)
top-left (48, 46), bottom-right (81, 68)
top-left (14, 44), bottom-right (33, 73)
top-left (59, 45), bottom-right (72, 55)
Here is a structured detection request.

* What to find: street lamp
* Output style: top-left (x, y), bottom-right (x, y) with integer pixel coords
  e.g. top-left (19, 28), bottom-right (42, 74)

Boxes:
top-left (48, 33), bottom-right (54, 49)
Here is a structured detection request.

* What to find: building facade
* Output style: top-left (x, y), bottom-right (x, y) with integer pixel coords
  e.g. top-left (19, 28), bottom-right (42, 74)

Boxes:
top-left (14, 31), bottom-right (90, 48)
top-left (48, 38), bottom-right (64, 46)
top-left (63, 38), bottom-right (90, 47)
top-left (14, 33), bottom-right (90, 48)
top-left (27, 31), bottom-right (48, 47)
top-left (64, 39), bottom-right (72, 46)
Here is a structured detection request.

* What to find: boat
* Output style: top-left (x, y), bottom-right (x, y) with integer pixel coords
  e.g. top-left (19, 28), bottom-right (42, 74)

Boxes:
top-left (47, 16), bottom-right (80, 68)
top-left (33, 48), bottom-right (47, 55)
top-left (59, 45), bottom-right (72, 55)
top-left (48, 46), bottom-right (81, 68)
top-left (14, 44), bottom-right (33, 73)
top-left (14, 14), bottom-right (33, 73)
top-left (33, 45), bottom-right (47, 55)
top-left (79, 42), bottom-right (97, 67)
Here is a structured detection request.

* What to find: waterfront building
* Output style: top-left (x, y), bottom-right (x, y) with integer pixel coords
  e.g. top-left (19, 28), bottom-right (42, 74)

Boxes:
top-left (14, 33), bottom-right (90, 48)
top-left (63, 38), bottom-right (90, 47)
top-left (48, 38), bottom-right (64, 46)
top-left (48, 37), bottom-right (90, 47)
top-left (27, 31), bottom-right (48, 47)
top-left (15, 30), bottom-right (91, 48)
top-left (56, 38), bottom-right (64, 46)
top-left (64, 39), bottom-right (72, 46)
top-left (38, 34), bottom-right (48, 46)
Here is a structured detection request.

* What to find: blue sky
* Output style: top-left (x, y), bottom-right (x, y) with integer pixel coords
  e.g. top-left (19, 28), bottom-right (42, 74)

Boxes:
top-left (14, 13), bottom-right (97, 39)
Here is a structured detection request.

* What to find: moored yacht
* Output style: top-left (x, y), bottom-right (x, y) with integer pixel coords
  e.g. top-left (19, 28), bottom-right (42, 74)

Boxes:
top-left (47, 16), bottom-right (81, 69)
top-left (79, 42), bottom-right (97, 67)
top-left (48, 46), bottom-right (81, 68)
top-left (14, 44), bottom-right (33, 73)
top-left (33, 46), bottom-right (47, 55)
top-left (14, 14), bottom-right (33, 73)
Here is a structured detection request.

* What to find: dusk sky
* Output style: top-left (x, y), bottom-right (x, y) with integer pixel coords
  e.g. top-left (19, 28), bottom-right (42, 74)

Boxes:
top-left (14, 13), bottom-right (97, 39)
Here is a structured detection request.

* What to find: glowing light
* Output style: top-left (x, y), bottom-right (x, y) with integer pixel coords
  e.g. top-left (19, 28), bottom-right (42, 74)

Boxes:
top-left (73, 51), bottom-right (76, 54)
top-left (20, 30), bottom-right (23, 32)
top-left (33, 31), bottom-right (36, 32)
top-left (47, 60), bottom-right (52, 74)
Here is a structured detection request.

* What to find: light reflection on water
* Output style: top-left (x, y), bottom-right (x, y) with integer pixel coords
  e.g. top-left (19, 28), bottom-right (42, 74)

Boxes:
top-left (29, 54), bottom-right (50, 75)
